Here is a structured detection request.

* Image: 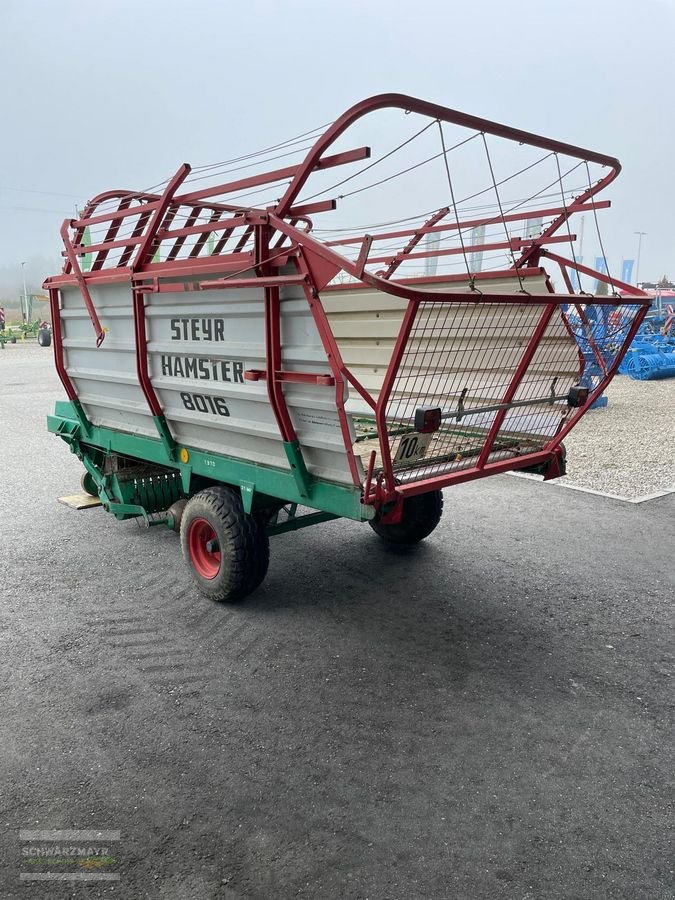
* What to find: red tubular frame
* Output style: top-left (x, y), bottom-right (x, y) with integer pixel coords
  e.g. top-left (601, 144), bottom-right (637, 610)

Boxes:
top-left (59, 220), bottom-right (106, 346)
top-left (374, 299), bottom-right (420, 500)
top-left (49, 286), bottom-right (77, 403)
top-left (367, 233), bottom-right (575, 267)
top-left (132, 288), bottom-right (162, 418)
top-left (325, 202), bottom-right (610, 249)
top-left (274, 93), bottom-right (622, 217)
top-left (45, 93), bottom-right (650, 518)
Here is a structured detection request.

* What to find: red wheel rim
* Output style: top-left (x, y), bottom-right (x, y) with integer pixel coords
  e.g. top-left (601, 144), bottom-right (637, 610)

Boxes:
top-left (187, 518), bottom-right (221, 579)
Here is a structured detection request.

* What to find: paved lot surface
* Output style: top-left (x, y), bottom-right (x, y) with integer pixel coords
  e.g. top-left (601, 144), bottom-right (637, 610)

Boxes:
top-left (1, 344), bottom-right (673, 899)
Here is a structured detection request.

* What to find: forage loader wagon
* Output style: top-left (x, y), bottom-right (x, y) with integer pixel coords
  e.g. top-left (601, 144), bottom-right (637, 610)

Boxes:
top-left (46, 94), bottom-right (649, 602)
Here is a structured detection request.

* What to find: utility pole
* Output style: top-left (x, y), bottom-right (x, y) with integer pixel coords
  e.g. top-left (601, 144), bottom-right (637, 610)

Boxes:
top-left (634, 231), bottom-right (647, 286)
top-left (21, 261), bottom-right (29, 323)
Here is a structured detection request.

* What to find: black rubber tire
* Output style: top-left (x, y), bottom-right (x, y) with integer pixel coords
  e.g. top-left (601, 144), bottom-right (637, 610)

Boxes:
top-left (370, 489), bottom-right (443, 545)
top-left (180, 486), bottom-right (269, 603)
top-left (38, 328), bottom-right (51, 347)
top-left (80, 471), bottom-right (98, 497)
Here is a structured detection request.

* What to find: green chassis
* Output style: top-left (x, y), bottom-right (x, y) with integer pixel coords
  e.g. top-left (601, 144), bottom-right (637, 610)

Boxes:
top-left (48, 400), bottom-right (372, 533)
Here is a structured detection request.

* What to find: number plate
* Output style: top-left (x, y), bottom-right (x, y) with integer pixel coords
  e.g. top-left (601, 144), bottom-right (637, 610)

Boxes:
top-left (393, 431), bottom-right (433, 464)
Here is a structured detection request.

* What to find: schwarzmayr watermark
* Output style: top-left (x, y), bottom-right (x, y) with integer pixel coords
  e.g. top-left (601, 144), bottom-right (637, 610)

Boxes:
top-left (20, 830), bottom-right (120, 882)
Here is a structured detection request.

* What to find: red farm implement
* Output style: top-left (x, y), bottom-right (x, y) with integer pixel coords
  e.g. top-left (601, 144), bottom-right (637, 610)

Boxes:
top-left (46, 93), bottom-right (649, 602)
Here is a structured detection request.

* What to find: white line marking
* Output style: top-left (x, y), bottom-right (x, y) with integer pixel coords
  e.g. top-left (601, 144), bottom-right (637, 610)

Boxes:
top-left (508, 472), bottom-right (675, 504)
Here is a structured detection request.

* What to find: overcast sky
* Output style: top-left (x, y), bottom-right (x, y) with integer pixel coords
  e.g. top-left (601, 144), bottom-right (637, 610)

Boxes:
top-left (1, 0), bottom-right (673, 294)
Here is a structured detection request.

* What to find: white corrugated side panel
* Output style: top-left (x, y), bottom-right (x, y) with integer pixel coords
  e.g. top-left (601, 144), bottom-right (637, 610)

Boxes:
top-left (60, 282), bottom-right (157, 436)
top-left (321, 272), bottom-right (578, 411)
top-left (59, 277), bottom-right (361, 485)
top-left (279, 283), bottom-right (361, 485)
top-left (146, 286), bottom-right (281, 466)
top-left (145, 279), bottom-right (361, 485)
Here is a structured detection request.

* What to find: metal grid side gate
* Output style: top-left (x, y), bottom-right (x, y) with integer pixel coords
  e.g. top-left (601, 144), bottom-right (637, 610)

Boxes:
top-left (363, 293), bottom-right (646, 503)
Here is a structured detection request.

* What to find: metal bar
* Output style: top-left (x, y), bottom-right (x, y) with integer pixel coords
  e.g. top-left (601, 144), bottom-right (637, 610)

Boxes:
top-left (363, 449), bottom-right (377, 502)
top-left (233, 225), bottom-right (254, 253)
top-left (92, 197), bottom-right (132, 270)
top-left (442, 388), bottom-right (571, 424)
top-left (557, 260), bottom-right (576, 294)
top-left (118, 212), bottom-right (152, 268)
top-left (48, 286), bottom-right (91, 433)
top-left (275, 93), bottom-right (621, 219)
top-left (354, 234), bottom-right (373, 279)
top-left (45, 268), bottom-right (134, 288)
top-left (243, 370), bottom-right (335, 386)
top-left (76, 198), bottom-right (162, 229)
top-left (46, 251), bottom-right (254, 289)
top-left (131, 289), bottom-right (176, 458)
top-left (325, 202), bottom-right (611, 248)
top-left (212, 224), bottom-right (237, 255)
top-left (294, 249), bottom-right (368, 485)
top-left (52, 254), bottom-right (252, 285)
top-left (189, 210), bottom-right (221, 258)
top-left (540, 250), bottom-right (650, 297)
top-left (73, 194), bottom-right (237, 229)
top-left (265, 510), bottom-right (340, 536)
top-left (365, 287), bottom-right (644, 307)
top-left (141, 253), bottom-right (253, 280)
top-left (69, 233), bottom-right (144, 257)
top-left (367, 233), bottom-right (575, 267)
top-left (395, 448), bottom-right (557, 497)
top-left (516, 198), bottom-right (606, 270)
top-left (566, 303), bottom-right (610, 377)
top-left (48, 287), bottom-right (76, 402)
top-left (63, 199), bottom-right (96, 275)
top-left (199, 274), bottom-right (307, 290)
top-left (375, 299), bottom-right (420, 494)
top-left (133, 164), bottom-right (191, 270)
top-left (59, 220), bottom-right (106, 346)
top-left (475, 303), bottom-right (557, 468)
top-left (383, 206), bottom-right (450, 279)
top-left (259, 227), bottom-right (297, 444)
top-left (286, 199), bottom-right (336, 217)
top-left (549, 304), bottom-right (648, 447)
top-left (166, 206), bottom-right (202, 261)
top-left (269, 214), bottom-right (643, 311)
top-left (131, 294), bottom-right (161, 414)
top-left (154, 204), bottom-right (179, 255)
top-left (272, 217), bottom-right (302, 251)
top-left (172, 146), bottom-right (370, 208)
top-left (321, 266), bottom-right (546, 291)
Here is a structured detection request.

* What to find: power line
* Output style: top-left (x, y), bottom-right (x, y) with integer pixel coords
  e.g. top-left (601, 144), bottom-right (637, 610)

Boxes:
top-left (0, 204), bottom-right (73, 215)
top-left (0, 186), bottom-right (83, 200)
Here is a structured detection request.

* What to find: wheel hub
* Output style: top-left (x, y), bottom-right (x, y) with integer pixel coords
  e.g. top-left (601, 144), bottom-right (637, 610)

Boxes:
top-left (187, 518), bottom-right (222, 579)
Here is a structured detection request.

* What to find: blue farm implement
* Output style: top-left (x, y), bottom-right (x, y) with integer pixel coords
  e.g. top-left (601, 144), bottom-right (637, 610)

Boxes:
top-left (619, 310), bottom-right (675, 381)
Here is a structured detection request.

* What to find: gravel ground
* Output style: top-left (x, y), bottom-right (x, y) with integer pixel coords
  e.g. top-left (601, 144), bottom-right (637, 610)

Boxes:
top-left (1, 342), bottom-right (674, 899)
top-left (556, 377), bottom-right (675, 500)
